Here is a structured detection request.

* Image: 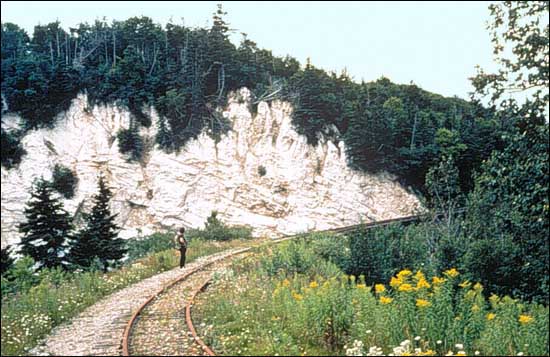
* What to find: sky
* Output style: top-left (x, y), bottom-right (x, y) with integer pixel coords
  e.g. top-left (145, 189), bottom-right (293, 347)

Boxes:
top-left (1, 1), bottom-right (498, 100)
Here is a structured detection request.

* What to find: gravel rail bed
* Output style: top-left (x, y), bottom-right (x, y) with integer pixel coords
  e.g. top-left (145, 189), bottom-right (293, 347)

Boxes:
top-left (28, 248), bottom-right (248, 356)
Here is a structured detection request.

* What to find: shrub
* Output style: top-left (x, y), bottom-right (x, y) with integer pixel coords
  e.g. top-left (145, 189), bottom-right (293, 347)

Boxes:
top-left (50, 164), bottom-right (78, 199)
top-left (258, 165), bottom-right (266, 177)
top-left (187, 211), bottom-right (253, 241)
top-left (1, 245), bottom-right (15, 276)
top-left (1, 128), bottom-right (26, 169)
top-left (117, 127), bottom-right (143, 161)
top-left (346, 223), bottom-right (431, 285)
top-left (1, 256), bottom-right (39, 296)
top-left (125, 232), bottom-right (175, 262)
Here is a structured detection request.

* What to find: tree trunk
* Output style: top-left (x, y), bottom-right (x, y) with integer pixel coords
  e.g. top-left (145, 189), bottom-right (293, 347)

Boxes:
top-left (49, 41), bottom-right (54, 67)
top-left (65, 32), bottom-right (69, 65)
top-left (56, 31), bottom-right (60, 58)
top-left (410, 107), bottom-right (419, 150)
top-left (112, 30), bottom-right (116, 66)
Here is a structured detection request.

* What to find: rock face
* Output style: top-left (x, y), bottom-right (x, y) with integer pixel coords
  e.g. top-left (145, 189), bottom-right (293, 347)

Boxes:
top-left (1, 88), bottom-right (421, 247)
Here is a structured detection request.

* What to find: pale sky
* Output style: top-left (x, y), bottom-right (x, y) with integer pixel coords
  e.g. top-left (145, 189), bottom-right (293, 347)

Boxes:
top-left (1, 1), bottom-right (499, 100)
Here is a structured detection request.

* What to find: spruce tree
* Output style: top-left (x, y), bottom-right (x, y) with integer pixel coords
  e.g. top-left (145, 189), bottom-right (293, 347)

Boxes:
top-left (18, 178), bottom-right (72, 269)
top-left (1, 245), bottom-right (15, 276)
top-left (69, 174), bottom-right (126, 271)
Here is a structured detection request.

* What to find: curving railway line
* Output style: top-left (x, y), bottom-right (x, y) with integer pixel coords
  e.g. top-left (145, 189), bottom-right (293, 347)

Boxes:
top-left (121, 211), bottom-right (453, 356)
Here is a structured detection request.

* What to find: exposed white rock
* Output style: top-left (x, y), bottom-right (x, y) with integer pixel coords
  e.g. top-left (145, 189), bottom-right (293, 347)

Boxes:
top-left (1, 88), bottom-right (421, 248)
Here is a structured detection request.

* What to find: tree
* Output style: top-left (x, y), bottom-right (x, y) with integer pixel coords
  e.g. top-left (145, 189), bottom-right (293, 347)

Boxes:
top-left (68, 174), bottom-right (125, 271)
top-left (470, 1), bottom-right (548, 120)
top-left (1, 245), bottom-right (15, 276)
top-left (50, 163), bottom-right (79, 199)
top-left (1, 128), bottom-right (26, 169)
top-left (464, 1), bottom-right (549, 303)
top-left (18, 178), bottom-right (73, 269)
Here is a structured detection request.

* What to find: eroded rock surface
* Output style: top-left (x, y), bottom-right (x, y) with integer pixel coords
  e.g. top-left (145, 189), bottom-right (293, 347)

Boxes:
top-left (1, 88), bottom-right (421, 247)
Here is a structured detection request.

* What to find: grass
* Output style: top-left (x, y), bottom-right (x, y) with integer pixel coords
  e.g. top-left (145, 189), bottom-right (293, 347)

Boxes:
top-left (0, 236), bottom-right (258, 356)
top-left (193, 236), bottom-right (550, 356)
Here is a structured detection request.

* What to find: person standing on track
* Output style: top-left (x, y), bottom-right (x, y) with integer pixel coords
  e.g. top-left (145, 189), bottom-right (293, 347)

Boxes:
top-left (174, 227), bottom-right (188, 268)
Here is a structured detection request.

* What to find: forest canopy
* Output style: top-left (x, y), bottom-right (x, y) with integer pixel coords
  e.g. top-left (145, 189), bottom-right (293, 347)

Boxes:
top-left (1, 5), bottom-right (516, 193)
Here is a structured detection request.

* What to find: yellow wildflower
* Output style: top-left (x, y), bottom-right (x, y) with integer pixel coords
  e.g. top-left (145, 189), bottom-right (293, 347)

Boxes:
top-left (357, 283), bottom-right (367, 290)
top-left (350, 275), bottom-right (356, 283)
top-left (486, 313), bottom-right (496, 321)
top-left (375, 284), bottom-right (386, 293)
top-left (292, 292), bottom-right (303, 301)
top-left (399, 283), bottom-right (414, 292)
top-left (397, 269), bottom-right (413, 280)
top-left (459, 280), bottom-right (471, 288)
top-left (416, 278), bottom-right (431, 289)
top-left (380, 296), bottom-right (393, 304)
top-left (416, 299), bottom-right (431, 308)
top-left (473, 282), bottom-right (483, 292)
top-left (443, 268), bottom-right (460, 278)
top-left (432, 276), bottom-right (446, 285)
top-left (471, 304), bottom-right (480, 312)
top-left (282, 279), bottom-right (290, 287)
top-left (309, 281), bottom-right (319, 289)
top-left (489, 294), bottom-right (500, 304)
top-left (414, 270), bottom-right (426, 280)
top-left (519, 315), bottom-right (534, 325)
top-left (390, 276), bottom-right (403, 288)
top-left (420, 350), bottom-right (437, 356)
top-left (456, 352), bottom-right (466, 356)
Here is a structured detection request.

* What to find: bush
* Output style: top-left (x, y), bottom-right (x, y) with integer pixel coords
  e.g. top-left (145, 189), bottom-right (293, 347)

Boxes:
top-left (1, 245), bottom-right (15, 276)
top-left (310, 232), bottom-right (350, 269)
top-left (117, 127), bottom-right (143, 161)
top-left (346, 223), bottom-right (431, 286)
top-left (50, 164), bottom-right (78, 199)
top-left (187, 211), bottom-right (253, 241)
top-left (1, 128), bottom-right (26, 169)
top-left (1, 256), bottom-right (39, 296)
top-left (125, 232), bottom-right (175, 262)
top-left (258, 165), bottom-right (266, 177)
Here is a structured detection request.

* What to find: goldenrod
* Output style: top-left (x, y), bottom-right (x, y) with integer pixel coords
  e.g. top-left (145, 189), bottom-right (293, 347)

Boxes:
top-left (380, 296), bottom-right (393, 304)
top-left (443, 268), bottom-right (460, 278)
top-left (416, 299), bottom-right (431, 308)
top-left (519, 315), bottom-right (534, 324)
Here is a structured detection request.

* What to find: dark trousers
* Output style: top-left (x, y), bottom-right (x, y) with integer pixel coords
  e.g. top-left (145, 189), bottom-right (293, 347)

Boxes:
top-left (179, 247), bottom-right (187, 268)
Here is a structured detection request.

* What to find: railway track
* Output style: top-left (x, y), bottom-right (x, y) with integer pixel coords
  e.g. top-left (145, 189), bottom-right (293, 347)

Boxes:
top-left (121, 211), bottom-right (454, 356)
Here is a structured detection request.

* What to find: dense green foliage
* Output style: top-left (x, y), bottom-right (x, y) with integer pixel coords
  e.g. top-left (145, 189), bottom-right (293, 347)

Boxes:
top-left (1, 6), bottom-right (508, 195)
top-left (68, 175), bottom-right (126, 271)
top-left (18, 178), bottom-right (73, 269)
top-left (125, 232), bottom-right (175, 262)
top-left (463, 0), bottom-right (549, 304)
top-left (1, 128), bottom-right (26, 169)
top-left (463, 122), bottom-right (549, 303)
top-left (186, 210), bottom-right (253, 241)
top-left (50, 163), bottom-right (78, 198)
top-left (1, 245), bottom-right (15, 276)
top-left (287, 68), bottom-right (508, 190)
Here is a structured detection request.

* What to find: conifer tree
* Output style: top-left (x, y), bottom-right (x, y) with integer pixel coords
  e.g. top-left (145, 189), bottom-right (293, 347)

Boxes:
top-left (1, 245), bottom-right (15, 276)
top-left (18, 178), bottom-right (72, 269)
top-left (69, 174), bottom-right (126, 271)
